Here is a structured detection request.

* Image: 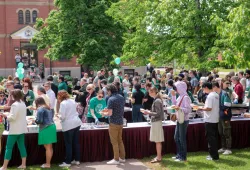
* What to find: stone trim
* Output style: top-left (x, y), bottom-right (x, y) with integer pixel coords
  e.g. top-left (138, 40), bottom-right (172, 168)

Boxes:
top-left (0, 34), bottom-right (10, 38)
top-left (0, 2), bottom-right (54, 6)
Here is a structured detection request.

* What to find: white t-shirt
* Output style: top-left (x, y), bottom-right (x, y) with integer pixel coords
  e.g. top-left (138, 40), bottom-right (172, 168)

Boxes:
top-left (122, 79), bottom-right (130, 92)
top-left (15, 55), bottom-right (21, 62)
top-left (204, 92), bottom-right (220, 123)
top-left (240, 78), bottom-right (246, 89)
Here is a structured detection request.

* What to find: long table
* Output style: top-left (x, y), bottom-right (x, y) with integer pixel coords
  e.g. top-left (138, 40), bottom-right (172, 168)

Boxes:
top-left (1, 118), bottom-right (250, 166)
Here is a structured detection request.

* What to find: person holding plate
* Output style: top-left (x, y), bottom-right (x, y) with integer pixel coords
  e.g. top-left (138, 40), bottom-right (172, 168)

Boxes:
top-left (141, 87), bottom-right (164, 163)
top-left (22, 81), bottom-right (35, 116)
top-left (87, 90), bottom-right (107, 124)
top-left (171, 81), bottom-right (192, 162)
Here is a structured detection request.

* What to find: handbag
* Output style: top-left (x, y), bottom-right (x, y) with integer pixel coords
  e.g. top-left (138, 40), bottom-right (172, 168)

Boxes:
top-left (170, 95), bottom-right (186, 124)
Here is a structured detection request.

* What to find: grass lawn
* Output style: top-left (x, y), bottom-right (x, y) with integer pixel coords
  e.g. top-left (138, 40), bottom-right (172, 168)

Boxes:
top-left (142, 148), bottom-right (250, 170)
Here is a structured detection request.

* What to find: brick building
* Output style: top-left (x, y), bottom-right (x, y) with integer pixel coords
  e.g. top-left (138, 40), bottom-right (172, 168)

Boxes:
top-left (0, 0), bottom-right (81, 78)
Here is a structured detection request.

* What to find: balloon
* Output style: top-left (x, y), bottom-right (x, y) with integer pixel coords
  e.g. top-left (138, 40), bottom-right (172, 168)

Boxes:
top-left (113, 69), bottom-right (118, 76)
top-left (115, 57), bottom-right (121, 65)
top-left (18, 62), bottom-right (24, 68)
top-left (17, 68), bottom-right (23, 74)
top-left (18, 73), bottom-right (24, 80)
top-left (21, 68), bottom-right (24, 74)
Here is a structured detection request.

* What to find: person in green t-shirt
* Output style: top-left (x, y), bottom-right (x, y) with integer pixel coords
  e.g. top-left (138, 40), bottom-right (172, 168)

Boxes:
top-left (118, 71), bottom-right (123, 83)
top-left (107, 71), bottom-right (115, 84)
top-left (87, 90), bottom-right (107, 124)
top-left (58, 76), bottom-right (68, 91)
top-left (140, 79), bottom-right (147, 94)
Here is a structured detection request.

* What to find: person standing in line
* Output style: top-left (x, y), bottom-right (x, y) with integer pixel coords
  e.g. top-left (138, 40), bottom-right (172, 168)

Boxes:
top-left (15, 53), bottom-right (22, 68)
top-left (212, 81), bottom-right (232, 155)
top-left (101, 84), bottom-right (125, 165)
top-left (141, 87), bottom-right (165, 163)
top-left (171, 81), bottom-right (192, 162)
top-left (58, 76), bottom-right (68, 91)
top-left (131, 84), bottom-right (144, 122)
top-left (107, 71), bottom-right (115, 84)
top-left (189, 70), bottom-right (199, 94)
top-left (34, 97), bottom-right (57, 168)
top-left (0, 89), bottom-right (27, 170)
top-left (231, 76), bottom-right (244, 104)
top-left (47, 76), bottom-right (58, 98)
top-left (238, 71), bottom-right (246, 92)
top-left (44, 82), bottom-right (56, 118)
top-left (57, 90), bottom-right (82, 168)
top-left (52, 73), bottom-right (59, 87)
top-left (199, 82), bottom-right (220, 161)
top-left (22, 81), bottom-right (35, 116)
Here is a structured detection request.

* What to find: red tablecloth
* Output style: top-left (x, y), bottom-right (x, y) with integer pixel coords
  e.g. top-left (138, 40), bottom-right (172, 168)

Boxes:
top-left (1, 120), bottom-right (250, 166)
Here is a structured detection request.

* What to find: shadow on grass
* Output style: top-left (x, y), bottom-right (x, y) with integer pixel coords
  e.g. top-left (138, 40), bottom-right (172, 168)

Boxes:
top-left (216, 158), bottom-right (247, 167)
top-left (188, 161), bottom-right (216, 170)
top-left (159, 159), bottom-right (187, 169)
top-left (230, 153), bottom-right (249, 159)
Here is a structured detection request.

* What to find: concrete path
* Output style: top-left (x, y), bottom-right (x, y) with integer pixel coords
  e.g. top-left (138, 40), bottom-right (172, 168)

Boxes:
top-left (70, 159), bottom-right (150, 170)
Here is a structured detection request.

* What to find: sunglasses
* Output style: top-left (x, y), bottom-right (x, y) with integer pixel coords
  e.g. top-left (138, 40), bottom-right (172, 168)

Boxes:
top-left (98, 96), bottom-right (103, 98)
top-left (23, 86), bottom-right (29, 88)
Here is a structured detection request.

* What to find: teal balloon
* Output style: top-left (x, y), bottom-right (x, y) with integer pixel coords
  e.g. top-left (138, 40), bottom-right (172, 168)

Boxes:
top-left (17, 68), bottom-right (23, 74)
top-left (115, 57), bottom-right (121, 65)
top-left (18, 73), bottom-right (24, 79)
top-left (18, 62), bottom-right (24, 68)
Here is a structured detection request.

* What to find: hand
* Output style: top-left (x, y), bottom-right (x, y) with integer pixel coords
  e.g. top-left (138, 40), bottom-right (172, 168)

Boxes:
top-left (143, 110), bottom-right (151, 115)
top-left (172, 105), bottom-right (180, 111)
top-left (95, 118), bottom-right (99, 124)
top-left (143, 98), bottom-right (148, 102)
top-left (171, 90), bottom-right (176, 96)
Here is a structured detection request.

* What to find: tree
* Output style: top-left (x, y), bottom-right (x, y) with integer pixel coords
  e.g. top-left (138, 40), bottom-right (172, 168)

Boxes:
top-left (213, 0), bottom-right (250, 68)
top-left (31, 0), bottom-right (125, 70)
top-left (107, 0), bottom-right (236, 70)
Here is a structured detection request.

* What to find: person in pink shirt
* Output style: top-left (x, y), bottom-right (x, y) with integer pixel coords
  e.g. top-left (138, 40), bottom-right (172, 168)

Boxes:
top-left (171, 81), bottom-right (192, 162)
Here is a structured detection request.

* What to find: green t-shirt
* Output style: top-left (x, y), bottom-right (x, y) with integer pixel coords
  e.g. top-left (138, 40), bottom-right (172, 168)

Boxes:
top-left (140, 88), bottom-right (147, 94)
top-left (58, 82), bottom-right (68, 91)
top-left (87, 97), bottom-right (107, 118)
top-left (119, 76), bottom-right (123, 83)
top-left (108, 76), bottom-right (114, 84)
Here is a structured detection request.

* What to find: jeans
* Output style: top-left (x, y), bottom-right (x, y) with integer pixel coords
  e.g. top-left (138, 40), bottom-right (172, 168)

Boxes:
top-left (5, 134), bottom-right (27, 160)
top-left (132, 104), bottom-right (143, 122)
top-left (205, 122), bottom-right (219, 160)
top-left (109, 123), bottom-right (125, 161)
top-left (63, 126), bottom-right (81, 164)
top-left (218, 119), bottom-right (232, 150)
top-left (174, 120), bottom-right (189, 161)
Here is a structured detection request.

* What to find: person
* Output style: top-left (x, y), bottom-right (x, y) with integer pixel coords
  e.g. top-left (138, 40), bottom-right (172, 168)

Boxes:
top-left (122, 74), bottom-right (130, 94)
top-left (199, 82), bottom-right (220, 161)
top-left (245, 70), bottom-right (250, 90)
top-left (156, 70), bottom-right (162, 80)
top-left (184, 81), bottom-right (195, 103)
top-left (140, 80), bottom-right (147, 94)
top-left (197, 77), bottom-right (208, 103)
top-left (143, 83), bottom-right (154, 110)
top-left (0, 89), bottom-right (27, 170)
top-left (87, 90), bottom-right (107, 123)
top-left (160, 73), bottom-right (167, 91)
top-left (131, 84), bottom-right (144, 122)
top-left (114, 82), bottom-right (124, 97)
top-left (171, 81), bottom-right (192, 162)
top-left (189, 70), bottom-right (199, 94)
top-left (37, 86), bottom-right (50, 106)
top-left (152, 70), bottom-right (160, 89)
top-left (100, 79), bottom-right (108, 98)
top-left (231, 76), bottom-right (244, 104)
top-left (101, 84), bottom-right (125, 165)
top-left (74, 78), bottom-right (88, 97)
top-left (82, 84), bottom-right (97, 122)
top-left (212, 82), bottom-right (232, 155)
top-left (83, 73), bottom-right (89, 83)
top-left (0, 91), bottom-right (7, 106)
top-left (52, 73), bottom-right (59, 86)
top-left (141, 87), bottom-right (164, 163)
top-left (44, 82), bottom-right (56, 118)
top-left (107, 71), bottom-right (115, 84)
top-left (93, 71), bottom-right (101, 91)
top-left (15, 53), bottom-right (22, 68)
top-left (34, 97), bottom-right (57, 168)
top-left (57, 90), bottom-right (82, 167)
top-left (47, 76), bottom-right (58, 97)
top-left (118, 71), bottom-right (123, 83)
top-left (13, 77), bottom-right (22, 90)
top-left (238, 71), bottom-right (246, 91)
top-left (58, 76), bottom-right (68, 91)
top-left (22, 81), bottom-right (35, 116)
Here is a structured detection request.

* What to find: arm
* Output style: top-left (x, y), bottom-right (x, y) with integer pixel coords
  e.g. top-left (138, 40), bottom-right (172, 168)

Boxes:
top-left (35, 108), bottom-right (44, 124)
top-left (6, 104), bottom-right (18, 122)
top-left (148, 99), bottom-right (163, 117)
top-left (59, 102), bottom-right (66, 121)
top-left (179, 96), bottom-right (192, 114)
top-left (29, 90), bottom-right (35, 104)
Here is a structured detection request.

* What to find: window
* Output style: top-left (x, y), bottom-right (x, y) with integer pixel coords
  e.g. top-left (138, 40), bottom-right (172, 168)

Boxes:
top-left (32, 10), bottom-right (37, 23)
top-left (18, 10), bottom-right (24, 24)
top-left (25, 10), bottom-right (31, 24)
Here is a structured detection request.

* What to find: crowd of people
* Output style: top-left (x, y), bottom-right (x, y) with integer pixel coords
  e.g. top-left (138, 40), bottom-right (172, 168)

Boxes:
top-left (0, 67), bottom-right (250, 169)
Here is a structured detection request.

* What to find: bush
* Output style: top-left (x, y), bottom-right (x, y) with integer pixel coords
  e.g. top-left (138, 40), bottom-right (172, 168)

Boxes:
top-left (219, 61), bottom-right (234, 69)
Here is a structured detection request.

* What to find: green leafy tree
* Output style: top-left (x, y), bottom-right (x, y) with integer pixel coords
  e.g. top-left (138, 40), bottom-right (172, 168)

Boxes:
top-left (32, 0), bottom-right (125, 70)
top-left (107, 0), bottom-right (236, 70)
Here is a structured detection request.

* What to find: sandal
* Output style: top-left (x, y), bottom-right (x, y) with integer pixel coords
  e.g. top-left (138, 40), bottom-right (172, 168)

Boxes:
top-left (150, 157), bottom-right (162, 163)
top-left (17, 165), bottom-right (26, 169)
top-left (41, 164), bottom-right (50, 168)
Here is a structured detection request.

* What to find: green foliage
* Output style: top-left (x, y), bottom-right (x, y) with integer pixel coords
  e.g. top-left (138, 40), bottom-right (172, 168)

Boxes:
top-left (107, 0), bottom-right (235, 67)
top-left (32, 0), bottom-right (125, 70)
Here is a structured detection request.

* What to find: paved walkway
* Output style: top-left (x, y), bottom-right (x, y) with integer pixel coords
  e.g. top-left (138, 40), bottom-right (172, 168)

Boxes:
top-left (70, 159), bottom-right (150, 170)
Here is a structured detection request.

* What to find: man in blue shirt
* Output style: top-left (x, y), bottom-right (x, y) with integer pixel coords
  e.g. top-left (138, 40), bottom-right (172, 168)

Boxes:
top-left (101, 84), bottom-right (125, 165)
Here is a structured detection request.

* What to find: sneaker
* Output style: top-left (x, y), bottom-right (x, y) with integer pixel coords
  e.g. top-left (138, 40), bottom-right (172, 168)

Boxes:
top-left (59, 162), bottom-right (71, 167)
top-left (206, 157), bottom-right (219, 161)
top-left (223, 150), bottom-right (232, 155)
top-left (218, 148), bottom-right (225, 153)
top-left (175, 159), bottom-right (181, 162)
top-left (119, 158), bottom-right (126, 163)
top-left (107, 159), bottom-right (120, 165)
top-left (172, 156), bottom-right (179, 159)
top-left (71, 160), bottom-right (80, 165)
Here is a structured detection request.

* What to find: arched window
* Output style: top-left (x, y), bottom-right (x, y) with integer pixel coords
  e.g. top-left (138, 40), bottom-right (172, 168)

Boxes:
top-left (25, 10), bottom-right (31, 24)
top-left (32, 10), bottom-right (38, 23)
top-left (18, 10), bottom-right (24, 24)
